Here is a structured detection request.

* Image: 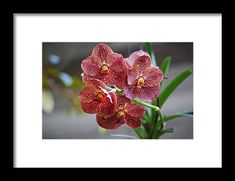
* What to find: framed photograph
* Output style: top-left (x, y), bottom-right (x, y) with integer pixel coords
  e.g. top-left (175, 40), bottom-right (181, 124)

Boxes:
top-left (14, 14), bottom-right (222, 167)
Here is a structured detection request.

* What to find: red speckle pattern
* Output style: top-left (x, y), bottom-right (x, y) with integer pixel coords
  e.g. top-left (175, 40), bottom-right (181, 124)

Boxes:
top-left (79, 79), bottom-right (116, 116)
top-left (81, 43), bottom-right (127, 89)
top-left (79, 44), bottom-right (163, 130)
top-left (124, 50), bottom-right (163, 102)
top-left (96, 94), bottom-right (145, 129)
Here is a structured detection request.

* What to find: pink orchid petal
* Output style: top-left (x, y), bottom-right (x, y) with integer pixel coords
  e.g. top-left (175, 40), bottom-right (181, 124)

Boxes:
top-left (125, 103), bottom-right (145, 118)
top-left (82, 69), bottom-right (112, 86)
top-left (86, 79), bottom-right (106, 90)
top-left (127, 65), bottom-right (140, 85)
top-left (79, 79), bottom-right (112, 114)
top-left (79, 86), bottom-right (98, 103)
top-left (106, 53), bottom-right (127, 88)
top-left (109, 71), bottom-right (127, 89)
top-left (124, 114), bottom-right (141, 128)
top-left (123, 85), bottom-right (141, 100)
top-left (82, 73), bottom-right (106, 84)
top-left (133, 55), bottom-right (151, 73)
top-left (92, 43), bottom-right (113, 61)
top-left (127, 50), bottom-right (150, 67)
top-left (98, 91), bottom-right (117, 117)
top-left (80, 100), bottom-right (101, 114)
top-left (108, 53), bottom-right (127, 72)
top-left (94, 73), bottom-right (109, 84)
top-left (96, 114), bottom-right (122, 130)
top-left (79, 79), bottom-right (105, 103)
top-left (116, 94), bottom-right (131, 108)
top-left (126, 52), bottom-right (152, 85)
top-left (81, 73), bottom-right (94, 83)
top-left (139, 85), bottom-right (161, 102)
top-left (81, 55), bottom-right (102, 76)
top-left (144, 67), bottom-right (164, 86)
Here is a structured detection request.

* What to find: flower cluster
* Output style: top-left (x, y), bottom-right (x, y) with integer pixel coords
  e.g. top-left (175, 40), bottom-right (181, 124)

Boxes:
top-left (79, 43), bottom-right (163, 129)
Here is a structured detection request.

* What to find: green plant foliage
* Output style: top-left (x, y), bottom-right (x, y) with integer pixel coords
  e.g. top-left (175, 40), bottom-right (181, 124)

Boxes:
top-left (159, 67), bottom-right (193, 106)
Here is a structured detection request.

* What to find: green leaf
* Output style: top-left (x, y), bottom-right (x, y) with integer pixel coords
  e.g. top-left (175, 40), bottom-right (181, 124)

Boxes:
top-left (160, 128), bottom-right (174, 134)
top-left (151, 99), bottom-right (158, 123)
top-left (164, 112), bottom-right (193, 122)
top-left (142, 112), bottom-right (151, 123)
top-left (132, 98), bottom-right (160, 111)
top-left (152, 109), bottom-right (164, 138)
top-left (160, 56), bottom-right (171, 77)
top-left (71, 76), bottom-right (83, 89)
top-left (160, 56), bottom-right (171, 86)
top-left (159, 67), bottom-right (193, 106)
top-left (156, 110), bottom-right (164, 130)
top-left (145, 42), bottom-right (157, 66)
top-left (134, 126), bottom-right (149, 139)
top-left (154, 128), bottom-right (174, 139)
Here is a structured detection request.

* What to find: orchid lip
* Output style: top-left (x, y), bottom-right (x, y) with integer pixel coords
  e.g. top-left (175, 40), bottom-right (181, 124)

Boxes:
top-left (137, 77), bottom-right (145, 86)
top-left (117, 111), bottom-right (125, 118)
top-left (96, 92), bottom-right (104, 101)
top-left (99, 86), bottom-right (113, 103)
top-left (101, 65), bottom-right (109, 73)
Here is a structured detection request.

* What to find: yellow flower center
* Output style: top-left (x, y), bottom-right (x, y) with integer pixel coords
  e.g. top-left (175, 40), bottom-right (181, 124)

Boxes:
top-left (137, 77), bottom-right (145, 86)
top-left (101, 65), bottom-right (109, 73)
top-left (117, 111), bottom-right (125, 118)
top-left (96, 92), bottom-right (104, 101)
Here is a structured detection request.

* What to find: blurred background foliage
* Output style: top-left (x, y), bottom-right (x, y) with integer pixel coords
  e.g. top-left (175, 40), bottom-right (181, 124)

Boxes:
top-left (43, 53), bottom-right (83, 114)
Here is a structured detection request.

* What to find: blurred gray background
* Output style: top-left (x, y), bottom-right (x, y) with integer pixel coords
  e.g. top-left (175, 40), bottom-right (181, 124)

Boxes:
top-left (43, 43), bottom-right (193, 139)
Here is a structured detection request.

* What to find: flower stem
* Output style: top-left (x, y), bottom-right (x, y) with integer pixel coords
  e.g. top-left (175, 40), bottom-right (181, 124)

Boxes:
top-left (152, 110), bottom-right (164, 138)
top-left (115, 87), bottom-right (123, 94)
top-left (131, 99), bottom-right (160, 111)
top-left (105, 85), bottom-right (123, 94)
top-left (108, 86), bottom-right (123, 94)
top-left (131, 98), bottom-right (164, 139)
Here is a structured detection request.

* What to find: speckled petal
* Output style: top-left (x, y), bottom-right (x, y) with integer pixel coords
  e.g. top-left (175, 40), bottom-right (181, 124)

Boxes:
top-left (126, 53), bottom-right (152, 85)
top-left (79, 79), bottom-right (110, 114)
top-left (125, 103), bottom-right (145, 118)
top-left (133, 55), bottom-right (151, 73)
top-left (80, 100), bottom-right (100, 114)
top-left (94, 73), bottom-right (109, 84)
top-left (81, 73), bottom-right (91, 83)
top-left (82, 71), bottom-right (110, 85)
top-left (127, 50), bottom-right (150, 67)
top-left (139, 85), bottom-right (161, 102)
top-left (79, 85), bottom-right (98, 103)
top-left (96, 114), bottom-right (122, 130)
top-left (123, 85), bottom-right (141, 100)
top-left (79, 79), bottom-right (105, 103)
top-left (109, 71), bottom-right (127, 89)
top-left (116, 94), bottom-right (131, 108)
top-left (144, 67), bottom-right (164, 86)
top-left (92, 43), bottom-right (113, 61)
top-left (127, 65), bottom-right (140, 85)
top-left (107, 53), bottom-right (127, 88)
top-left (98, 91), bottom-right (117, 117)
top-left (124, 114), bottom-right (141, 128)
top-left (88, 80), bottom-right (106, 91)
top-left (81, 55), bottom-right (102, 76)
top-left (108, 53), bottom-right (127, 72)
